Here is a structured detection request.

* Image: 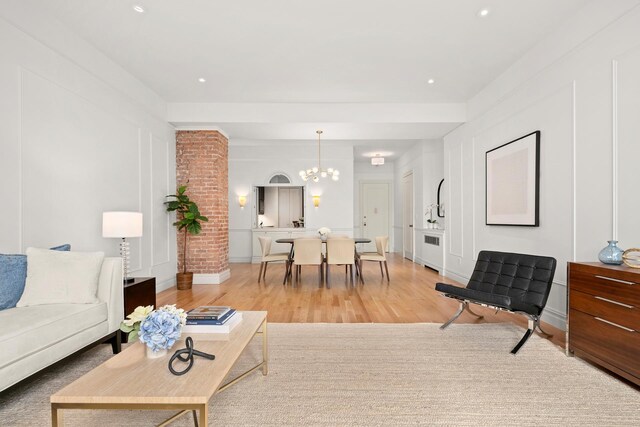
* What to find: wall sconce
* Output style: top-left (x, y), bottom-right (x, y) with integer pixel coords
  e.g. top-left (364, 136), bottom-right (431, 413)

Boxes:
top-left (312, 195), bottom-right (321, 208)
top-left (238, 195), bottom-right (247, 209)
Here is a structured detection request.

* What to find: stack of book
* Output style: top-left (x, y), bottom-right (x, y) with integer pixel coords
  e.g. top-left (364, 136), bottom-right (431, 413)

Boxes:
top-left (182, 306), bottom-right (242, 334)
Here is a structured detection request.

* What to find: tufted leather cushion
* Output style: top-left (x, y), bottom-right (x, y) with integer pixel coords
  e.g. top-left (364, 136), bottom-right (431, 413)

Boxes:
top-left (435, 251), bottom-right (556, 315)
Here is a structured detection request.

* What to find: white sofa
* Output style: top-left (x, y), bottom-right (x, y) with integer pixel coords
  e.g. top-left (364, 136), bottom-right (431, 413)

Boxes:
top-left (0, 257), bottom-right (123, 391)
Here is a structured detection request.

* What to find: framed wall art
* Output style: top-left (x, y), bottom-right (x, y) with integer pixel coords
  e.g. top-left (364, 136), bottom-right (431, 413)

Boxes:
top-left (485, 130), bottom-right (540, 226)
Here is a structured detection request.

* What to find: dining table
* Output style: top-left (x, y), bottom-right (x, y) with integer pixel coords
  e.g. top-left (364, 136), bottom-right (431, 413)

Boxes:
top-left (275, 237), bottom-right (371, 284)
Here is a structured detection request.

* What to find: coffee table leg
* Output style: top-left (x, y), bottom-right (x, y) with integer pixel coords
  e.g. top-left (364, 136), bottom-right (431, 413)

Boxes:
top-left (262, 319), bottom-right (269, 375)
top-left (51, 404), bottom-right (63, 427)
top-left (199, 404), bottom-right (208, 427)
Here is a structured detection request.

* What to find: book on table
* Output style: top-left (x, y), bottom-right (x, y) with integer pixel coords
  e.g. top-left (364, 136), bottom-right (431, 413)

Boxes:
top-left (186, 306), bottom-right (231, 320)
top-left (182, 311), bottom-right (242, 334)
top-left (186, 309), bottom-right (236, 325)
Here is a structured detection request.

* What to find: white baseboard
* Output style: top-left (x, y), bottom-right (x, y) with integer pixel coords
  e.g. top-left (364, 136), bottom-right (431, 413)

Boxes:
top-left (193, 270), bottom-right (231, 284)
top-left (230, 257), bottom-right (252, 263)
top-left (415, 256), bottom-right (442, 273)
top-left (541, 307), bottom-right (567, 331)
top-left (442, 269), bottom-right (469, 285)
top-left (156, 277), bottom-right (176, 293)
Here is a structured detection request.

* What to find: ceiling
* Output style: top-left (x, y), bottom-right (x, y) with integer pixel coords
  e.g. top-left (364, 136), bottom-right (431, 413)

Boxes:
top-left (40, 0), bottom-right (590, 103)
top-left (31, 0), bottom-right (590, 161)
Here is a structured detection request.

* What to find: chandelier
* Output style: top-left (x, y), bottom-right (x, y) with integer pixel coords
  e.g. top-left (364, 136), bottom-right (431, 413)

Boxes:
top-left (299, 130), bottom-right (339, 182)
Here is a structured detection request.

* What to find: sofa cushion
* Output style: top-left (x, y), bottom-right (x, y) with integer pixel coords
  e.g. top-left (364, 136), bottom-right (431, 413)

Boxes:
top-left (0, 244), bottom-right (71, 310)
top-left (17, 248), bottom-right (104, 307)
top-left (0, 302), bottom-right (108, 369)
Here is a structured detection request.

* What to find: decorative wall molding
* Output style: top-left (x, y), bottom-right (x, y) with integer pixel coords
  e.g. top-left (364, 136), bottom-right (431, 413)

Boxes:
top-left (467, 82), bottom-right (577, 267)
top-left (612, 59), bottom-right (619, 242)
top-left (446, 144), bottom-right (463, 258)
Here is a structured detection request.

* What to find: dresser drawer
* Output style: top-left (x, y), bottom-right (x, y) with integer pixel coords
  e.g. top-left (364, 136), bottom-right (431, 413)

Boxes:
top-left (570, 289), bottom-right (640, 330)
top-left (569, 265), bottom-right (640, 307)
top-left (569, 309), bottom-right (640, 379)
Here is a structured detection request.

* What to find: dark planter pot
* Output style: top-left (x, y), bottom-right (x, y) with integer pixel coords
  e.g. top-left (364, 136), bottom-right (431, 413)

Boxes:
top-left (177, 272), bottom-right (193, 290)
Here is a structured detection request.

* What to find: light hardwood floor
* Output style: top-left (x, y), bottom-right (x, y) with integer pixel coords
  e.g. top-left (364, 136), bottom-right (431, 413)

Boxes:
top-left (158, 253), bottom-right (565, 348)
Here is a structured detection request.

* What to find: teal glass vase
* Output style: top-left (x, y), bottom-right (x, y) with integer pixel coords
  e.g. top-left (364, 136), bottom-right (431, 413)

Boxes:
top-left (598, 240), bottom-right (624, 265)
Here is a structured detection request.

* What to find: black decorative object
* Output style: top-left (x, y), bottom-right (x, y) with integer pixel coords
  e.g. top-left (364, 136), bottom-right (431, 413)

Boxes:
top-left (436, 179), bottom-right (445, 218)
top-left (485, 131), bottom-right (540, 226)
top-left (168, 337), bottom-right (215, 376)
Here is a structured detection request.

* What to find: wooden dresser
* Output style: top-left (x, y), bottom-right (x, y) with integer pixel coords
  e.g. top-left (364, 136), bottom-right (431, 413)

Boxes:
top-left (568, 262), bottom-right (640, 386)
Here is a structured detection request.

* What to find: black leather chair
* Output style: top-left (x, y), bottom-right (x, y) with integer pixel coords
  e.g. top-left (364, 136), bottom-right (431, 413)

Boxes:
top-left (435, 251), bottom-right (557, 354)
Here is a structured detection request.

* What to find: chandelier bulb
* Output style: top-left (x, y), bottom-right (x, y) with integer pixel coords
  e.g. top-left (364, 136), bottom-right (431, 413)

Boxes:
top-left (313, 176), bottom-right (319, 182)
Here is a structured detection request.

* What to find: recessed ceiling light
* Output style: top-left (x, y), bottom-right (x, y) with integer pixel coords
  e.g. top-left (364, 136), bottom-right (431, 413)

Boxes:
top-left (427, 78), bottom-right (435, 84)
top-left (478, 8), bottom-right (490, 17)
top-left (198, 77), bottom-right (206, 83)
top-left (132, 5), bottom-right (145, 13)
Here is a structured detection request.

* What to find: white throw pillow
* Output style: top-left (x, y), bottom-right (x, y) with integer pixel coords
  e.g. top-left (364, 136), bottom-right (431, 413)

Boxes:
top-left (16, 247), bottom-right (105, 307)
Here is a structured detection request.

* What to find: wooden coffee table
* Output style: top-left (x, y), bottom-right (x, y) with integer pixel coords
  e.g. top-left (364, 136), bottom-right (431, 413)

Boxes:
top-left (51, 311), bottom-right (268, 426)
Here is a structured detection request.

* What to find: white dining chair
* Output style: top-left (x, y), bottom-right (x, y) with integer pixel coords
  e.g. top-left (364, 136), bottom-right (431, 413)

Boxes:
top-left (257, 236), bottom-right (290, 283)
top-left (357, 236), bottom-right (390, 282)
top-left (293, 238), bottom-right (324, 285)
top-left (326, 238), bottom-right (356, 287)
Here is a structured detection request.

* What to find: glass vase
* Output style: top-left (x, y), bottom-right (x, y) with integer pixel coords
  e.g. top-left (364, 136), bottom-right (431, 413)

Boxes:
top-left (146, 346), bottom-right (168, 359)
top-left (598, 240), bottom-right (624, 265)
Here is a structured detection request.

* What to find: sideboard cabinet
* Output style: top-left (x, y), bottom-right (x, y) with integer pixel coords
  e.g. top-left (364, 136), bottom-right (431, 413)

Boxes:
top-left (568, 262), bottom-right (640, 386)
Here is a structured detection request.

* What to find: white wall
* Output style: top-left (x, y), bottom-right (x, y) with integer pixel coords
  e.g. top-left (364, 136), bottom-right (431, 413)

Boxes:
top-left (0, 4), bottom-right (177, 291)
top-left (228, 142), bottom-right (354, 262)
top-left (443, 0), bottom-right (640, 329)
top-left (393, 140), bottom-right (444, 254)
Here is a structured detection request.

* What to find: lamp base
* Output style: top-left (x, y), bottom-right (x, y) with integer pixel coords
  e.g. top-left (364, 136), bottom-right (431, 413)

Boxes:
top-left (123, 277), bottom-right (135, 284)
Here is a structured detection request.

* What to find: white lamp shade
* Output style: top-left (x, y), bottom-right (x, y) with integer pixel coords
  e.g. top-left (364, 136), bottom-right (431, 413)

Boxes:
top-left (102, 212), bottom-right (143, 238)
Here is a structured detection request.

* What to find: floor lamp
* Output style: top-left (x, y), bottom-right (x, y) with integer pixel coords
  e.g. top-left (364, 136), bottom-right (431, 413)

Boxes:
top-left (102, 211), bottom-right (143, 283)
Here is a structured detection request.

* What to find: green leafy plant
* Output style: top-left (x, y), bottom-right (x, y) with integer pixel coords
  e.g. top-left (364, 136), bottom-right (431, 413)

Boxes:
top-left (165, 185), bottom-right (208, 273)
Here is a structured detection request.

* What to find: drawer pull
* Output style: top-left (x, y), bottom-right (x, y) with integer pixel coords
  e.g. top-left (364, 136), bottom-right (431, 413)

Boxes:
top-left (595, 275), bottom-right (636, 286)
top-left (594, 317), bottom-right (635, 332)
top-left (594, 296), bottom-right (634, 309)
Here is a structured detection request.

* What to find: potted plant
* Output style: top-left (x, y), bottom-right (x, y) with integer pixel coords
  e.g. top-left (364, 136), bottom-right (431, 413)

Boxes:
top-left (166, 185), bottom-right (208, 290)
top-left (425, 204), bottom-right (439, 229)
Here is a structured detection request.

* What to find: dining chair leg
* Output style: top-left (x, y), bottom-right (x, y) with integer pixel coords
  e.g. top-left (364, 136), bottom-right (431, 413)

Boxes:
top-left (379, 261), bottom-right (384, 277)
top-left (359, 260), bottom-right (365, 284)
top-left (384, 260), bottom-right (390, 282)
top-left (326, 264), bottom-right (330, 286)
top-left (258, 262), bottom-right (264, 283)
top-left (349, 264), bottom-right (355, 285)
top-left (283, 261), bottom-right (290, 285)
top-left (320, 264), bottom-right (326, 288)
top-left (263, 262), bottom-right (269, 280)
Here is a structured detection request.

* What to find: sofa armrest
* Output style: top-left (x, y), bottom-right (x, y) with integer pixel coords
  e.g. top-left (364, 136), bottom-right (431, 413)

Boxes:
top-left (96, 257), bottom-right (124, 333)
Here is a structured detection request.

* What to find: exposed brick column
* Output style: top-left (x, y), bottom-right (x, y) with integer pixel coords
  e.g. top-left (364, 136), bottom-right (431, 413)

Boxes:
top-left (175, 130), bottom-right (229, 281)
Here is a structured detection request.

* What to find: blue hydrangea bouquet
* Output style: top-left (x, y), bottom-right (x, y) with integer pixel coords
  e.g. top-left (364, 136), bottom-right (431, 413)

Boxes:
top-left (120, 304), bottom-right (187, 357)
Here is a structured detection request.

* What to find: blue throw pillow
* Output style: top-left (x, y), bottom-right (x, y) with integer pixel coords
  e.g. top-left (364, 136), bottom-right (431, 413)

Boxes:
top-left (0, 244), bottom-right (71, 310)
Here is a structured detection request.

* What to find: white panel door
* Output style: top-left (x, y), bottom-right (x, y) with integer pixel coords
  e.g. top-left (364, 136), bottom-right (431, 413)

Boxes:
top-left (403, 173), bottom-right (414, 260)
top-left (361, 182), bottom-right (390, 253)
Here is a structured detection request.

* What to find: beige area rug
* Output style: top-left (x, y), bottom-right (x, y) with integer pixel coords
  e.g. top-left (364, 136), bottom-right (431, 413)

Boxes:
top-left (1, 323), bottom-right (639, 426)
